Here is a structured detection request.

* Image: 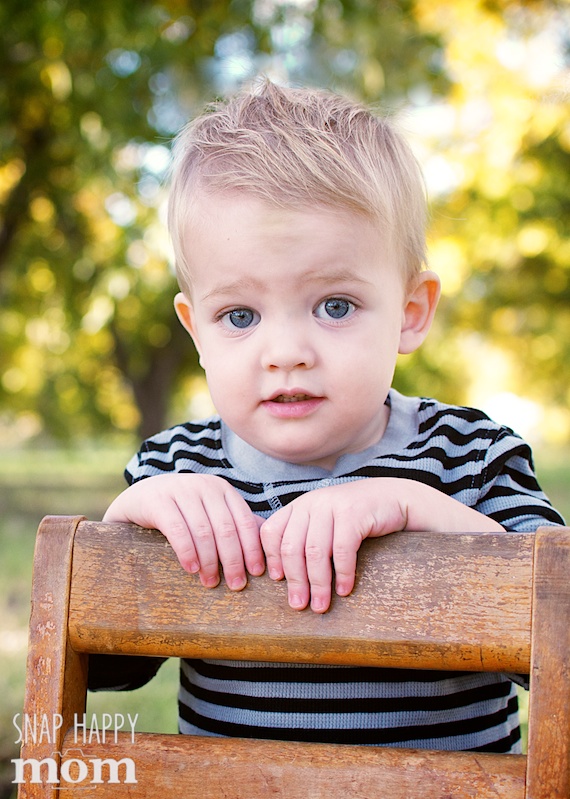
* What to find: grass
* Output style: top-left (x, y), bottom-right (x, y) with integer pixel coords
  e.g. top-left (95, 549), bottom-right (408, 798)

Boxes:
top-left (0, 444), bottom-right (568, 796)
top-left (0, 447), bottom-right (177, 798)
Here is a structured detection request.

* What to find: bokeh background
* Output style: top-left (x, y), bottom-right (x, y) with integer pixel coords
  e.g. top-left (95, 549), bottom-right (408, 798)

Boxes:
top-left (1, 0), bottom-right (569, 794)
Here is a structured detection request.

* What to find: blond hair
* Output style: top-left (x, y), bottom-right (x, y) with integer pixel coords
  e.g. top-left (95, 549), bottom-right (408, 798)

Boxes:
top-left (168, 80), bottom-right (427, 292)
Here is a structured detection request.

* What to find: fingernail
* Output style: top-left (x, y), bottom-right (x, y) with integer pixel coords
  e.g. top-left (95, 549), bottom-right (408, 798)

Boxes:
top-left (204, 576), bottom-right (219, 587)
top-left (290, 594), bottom-right (304, 609)
top-left (269, 568), bottom-right (281, 580)
top-left (251, 562), bottom-right (265, 576)
top-left (230, 577), bottom-right (246, 590)
top-left (312, 597), bottom-right (327, 612)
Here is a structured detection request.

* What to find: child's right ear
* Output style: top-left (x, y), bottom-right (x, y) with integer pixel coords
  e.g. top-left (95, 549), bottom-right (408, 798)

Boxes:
top-left (174, 292), bottom-right (204, 364)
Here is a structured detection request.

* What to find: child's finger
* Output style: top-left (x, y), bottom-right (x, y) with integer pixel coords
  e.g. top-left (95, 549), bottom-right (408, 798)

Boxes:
top-left (224, 490), bottom-right (266, 578)
top-left (278, 508), bottom-right (311, 611)
top-left (331, 522), bottom-right (360, 598)
top-left (260, 507), bottom-right (292, 581)
top-left (200, 496), bottom-right (249, 590)
top-left (104, 488), bottom-right (204, 577)
top-left (158, 504), bottom-right (201, 575)
top-left (176, 499), bottom-right (222, 588)
top-left (304, 512), bottom-right (334, 614)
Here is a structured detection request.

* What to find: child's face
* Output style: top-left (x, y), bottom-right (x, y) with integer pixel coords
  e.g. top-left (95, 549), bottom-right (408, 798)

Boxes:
top-left (175, 192), bottom-right (438, 470)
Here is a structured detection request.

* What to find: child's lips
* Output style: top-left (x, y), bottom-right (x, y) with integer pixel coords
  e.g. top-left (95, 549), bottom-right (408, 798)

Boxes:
top-left (271, 393), bottom-right (314, 403)
top-left (262, 391), bottom-right (324, 418)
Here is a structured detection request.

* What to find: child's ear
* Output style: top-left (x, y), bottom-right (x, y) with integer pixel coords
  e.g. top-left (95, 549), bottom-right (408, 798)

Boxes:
top-left (174, 292), bottom-right (204, 365)
top-left (398, 270), bottom-right (441, 355)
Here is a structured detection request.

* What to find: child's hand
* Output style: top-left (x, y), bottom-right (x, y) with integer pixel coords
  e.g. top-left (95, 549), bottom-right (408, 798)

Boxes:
top-left (260, 479), bottom-right (406, 614)
top-left (103, 474), bottom-right (265, 591)
top-left (260, 478), bottom-right (504, 614)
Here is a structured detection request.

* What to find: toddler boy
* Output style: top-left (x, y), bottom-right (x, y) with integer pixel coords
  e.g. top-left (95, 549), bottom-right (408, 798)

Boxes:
top-left (95, 80), bottom-right (564, 752)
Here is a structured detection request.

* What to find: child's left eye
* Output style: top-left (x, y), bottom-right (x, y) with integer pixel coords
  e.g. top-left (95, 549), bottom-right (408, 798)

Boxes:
top-left (315, 297), bottom-right (356, 320)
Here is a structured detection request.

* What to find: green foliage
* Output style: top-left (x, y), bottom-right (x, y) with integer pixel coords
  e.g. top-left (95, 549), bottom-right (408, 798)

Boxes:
top-left (0, 0), bottom-right (569, 442)
top-left (418, 1), bottom-right (570, 434)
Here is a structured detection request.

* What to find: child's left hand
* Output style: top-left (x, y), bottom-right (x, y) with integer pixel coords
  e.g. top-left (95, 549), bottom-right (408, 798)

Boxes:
top-left (259, 479), bottom-right (407, 614)
top-left (259, 478), bottom-right (504, 613)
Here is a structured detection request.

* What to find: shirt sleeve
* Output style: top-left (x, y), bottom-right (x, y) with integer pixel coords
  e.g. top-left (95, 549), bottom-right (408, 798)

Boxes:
top-left (474, 427), bottom-right (565, 531)
top-left (88, 655), bottom-right (168, 692)
top-left (124, 439), bottom-right (167, 485)
top-left (466, 425), bottom-right (561, 688)
top-left (88, 437), bottom-right (177, 694)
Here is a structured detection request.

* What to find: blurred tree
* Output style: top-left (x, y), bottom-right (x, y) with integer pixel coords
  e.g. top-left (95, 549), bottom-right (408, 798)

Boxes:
top-left (0, 0), bottom-right (568, 442)
top-left (409, 0), bottom-right (570, 440)
top-left (0, 0), bottom-right (448, 441)
top-left (0, 0), bottom-right (281, 440)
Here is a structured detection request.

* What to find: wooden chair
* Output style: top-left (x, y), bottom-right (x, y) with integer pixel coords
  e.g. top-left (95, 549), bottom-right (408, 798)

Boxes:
top-left (18, 515), bottom-right (570, 798)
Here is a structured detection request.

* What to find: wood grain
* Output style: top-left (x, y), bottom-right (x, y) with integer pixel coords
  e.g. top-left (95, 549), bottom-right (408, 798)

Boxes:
top-left (526, 526), bottom-right (570, 798)
top-left (19, 516), bottom-right (88, 799)
top-left (19, 517), bottom-right (570, 799)
top-left (56, 731), bottom-right (527, 799)
top-left (68, 521), bottom-right (535, 673)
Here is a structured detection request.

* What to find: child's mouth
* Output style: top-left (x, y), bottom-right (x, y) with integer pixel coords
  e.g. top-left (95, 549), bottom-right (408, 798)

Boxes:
top-left (263, 393), bottom-right (323, 419)
top-left (272, 394), bottom-right (313, 403)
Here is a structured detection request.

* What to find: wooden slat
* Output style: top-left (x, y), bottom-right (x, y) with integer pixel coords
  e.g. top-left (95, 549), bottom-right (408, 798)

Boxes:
top-left (19, 516), bottom-right (89, 799)
top-left (68, 521), bottom-right (534, 673)
top-left (20, 518), bottom-right (570, 799)
top-left (55, 731), bottom-right (527, 799)
top-left (526, 526), bottom-right (570, 799)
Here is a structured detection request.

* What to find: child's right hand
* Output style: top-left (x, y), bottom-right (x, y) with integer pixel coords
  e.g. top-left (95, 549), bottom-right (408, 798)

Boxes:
top-left (103, 474), bottom-right (266, 591)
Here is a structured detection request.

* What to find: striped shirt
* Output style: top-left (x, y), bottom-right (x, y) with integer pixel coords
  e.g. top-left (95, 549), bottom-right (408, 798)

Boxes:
top-left (98, 390), bottom-right (564, 752)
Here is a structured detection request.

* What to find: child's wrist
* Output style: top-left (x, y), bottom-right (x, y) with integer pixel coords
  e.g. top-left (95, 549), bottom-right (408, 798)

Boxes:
top-left (394, 479), bottom-right (504, 533)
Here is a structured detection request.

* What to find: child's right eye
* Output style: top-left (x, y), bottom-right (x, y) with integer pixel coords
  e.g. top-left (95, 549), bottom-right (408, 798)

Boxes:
top-left (220, 308), bottom-right (260, 330)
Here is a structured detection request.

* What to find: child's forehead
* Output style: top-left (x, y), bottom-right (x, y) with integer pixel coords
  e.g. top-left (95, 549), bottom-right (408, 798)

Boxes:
top-left (182, 191), bottom-right (407, 302)
top-left (188, 189), bottom-right (386, 248)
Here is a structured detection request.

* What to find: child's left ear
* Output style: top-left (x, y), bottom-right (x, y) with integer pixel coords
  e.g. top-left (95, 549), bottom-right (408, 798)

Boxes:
top-left (398, 270), bottom-right (441, 355)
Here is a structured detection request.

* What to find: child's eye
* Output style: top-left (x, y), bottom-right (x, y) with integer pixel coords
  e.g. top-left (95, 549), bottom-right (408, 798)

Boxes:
top-left (315, 297), bottom-right (356, 320)
top-left (220, 308), bottom-right (260, 329)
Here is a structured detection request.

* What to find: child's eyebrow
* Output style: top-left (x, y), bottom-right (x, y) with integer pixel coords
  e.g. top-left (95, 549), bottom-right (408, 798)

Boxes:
top-left (200, 278), bottom-right (263, 303)
top-left (303, 271), bottom-right (374, 289)
top-left (200, 271), bottom-right (374, 303)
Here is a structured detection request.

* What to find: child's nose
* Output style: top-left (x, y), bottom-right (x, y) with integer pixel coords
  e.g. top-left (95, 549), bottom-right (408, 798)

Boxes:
top-left (261, 325), bottom-right (316, 372)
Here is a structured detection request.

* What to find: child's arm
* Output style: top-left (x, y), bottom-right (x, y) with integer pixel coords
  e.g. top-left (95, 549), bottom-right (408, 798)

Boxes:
top-left (103, 474), bottom-right (266, 590)
top-left (260, 478), bottom-right (504, 614)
